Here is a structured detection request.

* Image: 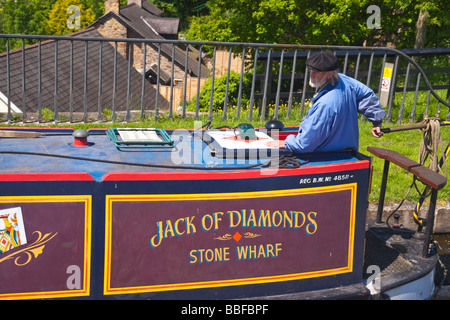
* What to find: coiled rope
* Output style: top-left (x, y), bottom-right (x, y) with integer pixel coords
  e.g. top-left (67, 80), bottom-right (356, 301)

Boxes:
top-left (419, 117), bottom-right (447, 177)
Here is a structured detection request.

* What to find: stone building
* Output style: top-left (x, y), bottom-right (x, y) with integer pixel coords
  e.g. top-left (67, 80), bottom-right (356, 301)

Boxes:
top-left (90, 0), bottom-right (209, 81)
top-left (87, 0), bottom-right (211, 111)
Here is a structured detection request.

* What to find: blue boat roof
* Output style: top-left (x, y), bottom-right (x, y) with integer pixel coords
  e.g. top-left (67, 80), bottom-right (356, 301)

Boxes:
top-left (0, 128), bottom-right (368, 181)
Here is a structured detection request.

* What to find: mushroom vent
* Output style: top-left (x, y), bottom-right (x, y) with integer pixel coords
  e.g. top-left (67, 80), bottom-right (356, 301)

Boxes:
top-left (72, 129), bottom-right (90, 147)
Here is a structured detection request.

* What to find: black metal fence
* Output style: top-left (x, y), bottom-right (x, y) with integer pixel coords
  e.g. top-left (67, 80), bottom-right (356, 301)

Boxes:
top-left (0, 33), bottom-right (449, 124)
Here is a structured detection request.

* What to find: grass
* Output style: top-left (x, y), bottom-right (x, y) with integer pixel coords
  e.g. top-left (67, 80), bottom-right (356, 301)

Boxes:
top-left (388, 89), bottom-right (449, 124)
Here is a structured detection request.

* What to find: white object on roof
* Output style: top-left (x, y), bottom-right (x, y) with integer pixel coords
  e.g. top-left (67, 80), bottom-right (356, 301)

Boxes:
top-left (117, 128), bottom-right (162, 142)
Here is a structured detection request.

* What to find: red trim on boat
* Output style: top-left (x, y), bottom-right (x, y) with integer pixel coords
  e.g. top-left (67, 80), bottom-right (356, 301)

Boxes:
top-left (102, 160), bottom-right (370, 181)
top-left (0, 172), bottom-right (95, 181)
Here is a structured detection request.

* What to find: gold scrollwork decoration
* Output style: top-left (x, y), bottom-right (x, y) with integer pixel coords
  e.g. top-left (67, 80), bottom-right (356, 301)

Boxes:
top-left (0, 231), bottom-right (58, 266)
top-left (214, 232), bottom-right (262, 241)
top-left (243, 232), bottom-right (261, 239)
top-left (214, 234), bottom-right (232, 241)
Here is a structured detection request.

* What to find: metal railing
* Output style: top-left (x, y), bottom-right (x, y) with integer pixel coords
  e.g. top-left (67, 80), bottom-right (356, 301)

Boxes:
top-left (0, 33), bottom-right (449, 124)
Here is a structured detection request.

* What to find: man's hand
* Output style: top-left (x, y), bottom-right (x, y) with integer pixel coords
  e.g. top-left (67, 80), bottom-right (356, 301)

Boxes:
top-left (266, 140), bottom-right (286, 148)
top-left (371, 124), bottom-right (384, 138)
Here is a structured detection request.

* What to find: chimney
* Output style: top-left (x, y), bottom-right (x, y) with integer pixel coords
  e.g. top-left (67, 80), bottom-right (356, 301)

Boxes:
top-left (127, 0), bottom-right (143, 7)
top-left (105, 0), bottom-right (120, 14)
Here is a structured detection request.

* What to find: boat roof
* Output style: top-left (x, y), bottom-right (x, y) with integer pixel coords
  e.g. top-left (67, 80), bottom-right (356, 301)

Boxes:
top-left (0, 128), bottom-right (369, 181)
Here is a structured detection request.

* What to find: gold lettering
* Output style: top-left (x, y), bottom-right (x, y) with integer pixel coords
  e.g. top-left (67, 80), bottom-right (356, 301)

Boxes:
top-left (247, 209), bottom-right (257, 227)
top-left (275, 243), bottom-right (282, 256)
top-left (164, 219), bottom-right (175, 238)
top-left (283, 211), bottom-right (293, 228)
top-left (227, 211), bottom-right (241, 228)
top-left (186, 216), bottom-right (196, 234)
top-left (213, 212), bottom-right (223, 230)
top-left (306, 212), bottom-right (318, 235)
top-left (150, 221), bottom-right (163, 248)
top-left (258, 210), bottom-right (272, 228)
top-left (174, 218), bottom-right (185, 236)
top-left (294, 211), bottom-right (306, 229)
top-left (272, 211), bottom-right (283, 227)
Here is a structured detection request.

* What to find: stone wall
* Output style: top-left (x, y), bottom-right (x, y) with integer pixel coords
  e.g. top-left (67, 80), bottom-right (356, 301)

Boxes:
top-left (366, 201), bottom-right (450, 233)
top-left (95, 16), bottom-right (127, 59)
top-left (131, 42), bottom-right (186, 80)
top-left (95, 0), bottom-right (249, 112)
top-left (105, 0), bottom-right (119, 14)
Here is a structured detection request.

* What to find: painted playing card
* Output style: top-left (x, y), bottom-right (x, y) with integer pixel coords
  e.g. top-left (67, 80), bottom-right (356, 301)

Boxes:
top-left (0, 207), bottom-right (27, 254)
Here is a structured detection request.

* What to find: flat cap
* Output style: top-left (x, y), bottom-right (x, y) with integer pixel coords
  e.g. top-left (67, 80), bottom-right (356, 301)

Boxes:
top-left (306, 51), bottom-right (338, 71)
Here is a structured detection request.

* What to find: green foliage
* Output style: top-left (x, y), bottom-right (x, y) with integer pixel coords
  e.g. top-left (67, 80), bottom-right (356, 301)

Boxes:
top-left (38, 107), bottom-right (55, 122)
top-left (0, 0), bottom-right (55, 35)
top-left (0, 0), bottom-right (124, 50)
top-left (306, 0), bottom-right (373, 45)
top-left (186, 0), bottom-right (312, 44)
top-left (187, 70), bottom-right (253, 113)
top-left (47, 0), bottom-right (96, 35)
top-left (150, 0), bottom-right (209, 31)
top-left (185, 0), bottom-right (450, 48)
top-left (0, 0), bottom-right (56, 50)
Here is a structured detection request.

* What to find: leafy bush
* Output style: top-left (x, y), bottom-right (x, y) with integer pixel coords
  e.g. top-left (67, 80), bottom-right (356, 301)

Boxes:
top-left (187, 71), bottom-right (254, 112)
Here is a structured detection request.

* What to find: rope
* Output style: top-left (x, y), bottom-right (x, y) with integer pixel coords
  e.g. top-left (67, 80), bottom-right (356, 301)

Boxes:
top-left (411, 118), bottom-right (448, 227)
top-left (411, 118), bottom-right (447, 226)
top-left (278, 155), bottom-right (309, 168)
top-left (386, 118), bottom-right (448, 230)
top-left (419, 117), bottom-right (447, 177)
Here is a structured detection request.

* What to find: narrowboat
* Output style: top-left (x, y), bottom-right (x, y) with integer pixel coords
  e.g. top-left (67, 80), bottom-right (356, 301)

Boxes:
top-left (0, 121), bottom-right (446, 300)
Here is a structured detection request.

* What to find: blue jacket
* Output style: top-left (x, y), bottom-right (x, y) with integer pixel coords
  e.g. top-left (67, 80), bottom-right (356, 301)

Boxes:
top-left (284, 73), bottom-right (386, 153)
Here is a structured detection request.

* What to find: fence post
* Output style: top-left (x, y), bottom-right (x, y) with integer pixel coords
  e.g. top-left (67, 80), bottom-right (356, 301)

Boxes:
top-left (260, 48), bottom-right (272, 121)
top-left (386, 55), bottom-right (400, 124)
top-left (379, 62), bottom-right (394, 108)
